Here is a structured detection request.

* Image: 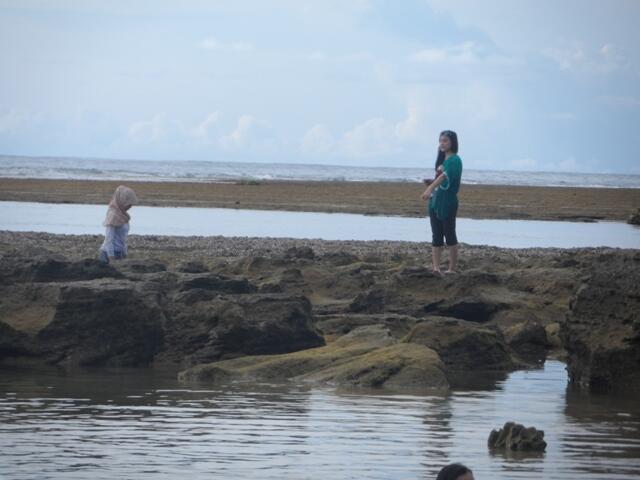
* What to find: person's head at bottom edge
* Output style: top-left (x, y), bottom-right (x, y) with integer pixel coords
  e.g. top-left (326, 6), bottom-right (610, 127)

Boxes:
top-left (436, 463), bottom-right (474, 480)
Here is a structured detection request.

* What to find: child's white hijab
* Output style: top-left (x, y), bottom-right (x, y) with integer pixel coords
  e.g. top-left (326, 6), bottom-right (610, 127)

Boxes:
top-left (103, 185), bottom-right (138, 227)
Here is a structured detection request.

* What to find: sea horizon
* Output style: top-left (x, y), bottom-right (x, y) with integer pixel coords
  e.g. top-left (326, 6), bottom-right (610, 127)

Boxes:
top-left (1, 154), bottom-right (639, 189)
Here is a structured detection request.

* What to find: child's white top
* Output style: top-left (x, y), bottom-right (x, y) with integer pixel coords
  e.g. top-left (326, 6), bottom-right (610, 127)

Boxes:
top-left (100, 223), bottom-right (130, 257)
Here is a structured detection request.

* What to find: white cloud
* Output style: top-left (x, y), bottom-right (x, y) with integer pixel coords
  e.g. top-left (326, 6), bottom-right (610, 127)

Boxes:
top-left (198, 36), bottom-right (255, 52)
top-left (395, 103), bottom-right (423, 140)
top-left (190, 111), bottom-right (221, 140)
top-left (301, 124), bottom-right (335, 154)
top-left (342, 117), bottom-right (397, 157)
top-left (558, 157), bottom-right (579, 172)
top-left (409, 41), bottom-right (478, 64)
top-left (0, 109), bottom-right (43, 134)
top-left (219, 115), bottom-right (276, 151)
top-left (339, 103), bottom-right (429, 158)
top-left (219, 115), bottom-right (256, 149)
top-left (128, 114), bottom-right (183, 143)
top-left (544, 42), bottom-right (627, 74)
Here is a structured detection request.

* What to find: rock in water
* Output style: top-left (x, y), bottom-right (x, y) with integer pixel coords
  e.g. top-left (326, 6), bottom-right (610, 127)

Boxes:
top-left (628, 208), bottom-right (640, 225)
top-left (404, 316), bottom-right (515, 372)
top-left (561, 251), bottom-right (640, 393)
top-left (488, 422), bottom-right (547, 452)
top-left (36, 280), bottom-right (164, 367)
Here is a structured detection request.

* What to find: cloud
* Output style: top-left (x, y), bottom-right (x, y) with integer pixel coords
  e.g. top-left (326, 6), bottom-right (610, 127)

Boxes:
top-left (394, 103), bottom-right (423, 140)
top-left (508, 156), bottom-right (583, 173)
top-left (0, 109), bottom-right (44, 135)
top-left (341, 117), bottom-right (397, 157)
top-left (339, 102), bottom-right (429, 158)
top-left (409, 41), bottom-right (478, 64)
top-left (544, 42), bottom-right (627, 74)
top-left (219, 115), bottom-right (277, 151)
top-left (558, 157), bottom-right (578, 171)
top-left (301, 124), bottom-right (335, 154)
top-left (198, 36), bottom-right (255, 52)
top-left (128, 114), bottom-right (183, 143)
top-left (190, 111), bottom-right (221, 140)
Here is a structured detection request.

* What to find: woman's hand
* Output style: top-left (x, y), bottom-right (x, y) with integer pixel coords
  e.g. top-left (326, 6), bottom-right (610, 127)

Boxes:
top-left (421, 188), bottom-right (431, 201)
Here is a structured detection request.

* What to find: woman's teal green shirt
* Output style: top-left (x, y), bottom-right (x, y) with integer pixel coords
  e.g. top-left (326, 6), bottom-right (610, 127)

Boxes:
top-left (429, 154), bottom-right (463, 220)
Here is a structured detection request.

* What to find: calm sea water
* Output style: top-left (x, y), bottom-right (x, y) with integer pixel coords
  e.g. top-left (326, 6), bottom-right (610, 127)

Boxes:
top-left (1, 155), bottom-right (639, 188)
top-left (1, 361), bottom-right (639, 480)
top-left (1, 201), bottom-right (639, 249)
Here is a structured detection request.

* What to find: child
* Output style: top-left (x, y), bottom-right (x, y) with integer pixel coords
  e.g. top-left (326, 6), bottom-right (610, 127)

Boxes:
top-left (99, 185), bottom-right (138, 264)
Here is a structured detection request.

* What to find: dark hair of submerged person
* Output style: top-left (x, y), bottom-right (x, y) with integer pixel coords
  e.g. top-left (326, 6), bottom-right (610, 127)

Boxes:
top-left (436, 462), bottom-right (474, 480)
top-left (435, 130), bottom-right (459, 169)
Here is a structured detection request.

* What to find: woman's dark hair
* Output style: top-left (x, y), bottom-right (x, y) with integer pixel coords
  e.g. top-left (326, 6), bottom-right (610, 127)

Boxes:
top-left (435, 130), bottom-right (459, 170)
top-left (436, 463), bottom-right (472, 480)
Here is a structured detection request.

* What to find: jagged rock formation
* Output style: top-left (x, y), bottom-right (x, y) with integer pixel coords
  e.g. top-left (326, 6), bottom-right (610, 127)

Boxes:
top-left (561, 251), bottom-right (640, 393)
top-left (488, 422), bottom-right (547, 452)
top-left (1, 232), bottom-right (638, 392)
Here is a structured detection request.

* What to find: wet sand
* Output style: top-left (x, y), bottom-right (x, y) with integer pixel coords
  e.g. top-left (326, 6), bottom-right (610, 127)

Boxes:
top-left (1, 177), bottom-right (638, 221)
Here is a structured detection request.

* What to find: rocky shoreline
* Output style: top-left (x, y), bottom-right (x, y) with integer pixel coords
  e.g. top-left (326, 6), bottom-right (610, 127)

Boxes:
top-left (2, 177), bottom-right (640, 222)
top-left (1, 231), bottom-right (638, 393)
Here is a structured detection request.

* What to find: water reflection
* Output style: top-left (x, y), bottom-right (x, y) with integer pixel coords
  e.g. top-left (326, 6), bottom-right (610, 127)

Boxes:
top-left (1, 201), bottom-right (639, 248)
top-left (1, 361), bottom-right (639, 479)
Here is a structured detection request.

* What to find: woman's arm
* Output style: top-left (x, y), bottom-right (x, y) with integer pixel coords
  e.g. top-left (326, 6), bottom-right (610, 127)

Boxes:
top-left (421, 172), bottom-right (447, 200)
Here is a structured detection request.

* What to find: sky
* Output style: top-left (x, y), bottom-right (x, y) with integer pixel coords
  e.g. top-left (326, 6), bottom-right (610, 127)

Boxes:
top-left (0, 0), bottom-right (639, 173)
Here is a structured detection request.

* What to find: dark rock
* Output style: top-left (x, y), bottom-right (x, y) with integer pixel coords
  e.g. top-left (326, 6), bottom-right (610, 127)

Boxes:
top-left (315, 313), bottom-right (419, 340)
top-left (0, 256), bottom-right (122, 284)
top-left (404, 316), bottom-right (515, 372)
top-left (258, 282), bottom-right (283, 293)
top-left (322, 251), bottom-right (359, 266)
top-left (176, 261), bottom-right (210, 273)
top-left (163, 294), bottom-right (325, 366)
top-left (36, 281), bottom-right (164, 367)
top-left (119, 260), bottom-right (167, 274)
top-left (172, 289), bottom-right (217, 305)
top-left (349, 287), bottom-right (387, 313)
top-left (179, 325), bottom-right (449, 390)
top-left (627, 208), bottom-right (640, 225)
top-left (0, 321), bottom-right (37, 359)
top-left (279, 268), bottom-right (304, 283)
top-left (561, 252), bottom-right (640, 393)
top-left (178, 273), bottom-right (257, 294)
top-left (503, 321), bottom-right (550, 358)
top-left (284, 246), bottom-right (315, 260)
top-left (424, 295), bottom-right (502, 323)
top-left (488, 422), bottom-right (546, 452)
top-left (349, 268), bottom-right (507, 322)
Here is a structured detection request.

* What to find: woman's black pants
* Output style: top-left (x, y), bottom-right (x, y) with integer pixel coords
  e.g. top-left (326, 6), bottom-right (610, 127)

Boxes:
top-left (429, 207), bottom-right (458, 247)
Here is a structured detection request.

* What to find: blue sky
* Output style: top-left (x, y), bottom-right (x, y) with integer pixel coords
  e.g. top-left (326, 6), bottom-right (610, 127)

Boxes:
top-left (0, 0), bottom-right (639, 173)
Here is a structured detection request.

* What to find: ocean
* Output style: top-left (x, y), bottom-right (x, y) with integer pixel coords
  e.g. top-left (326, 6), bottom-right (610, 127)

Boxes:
top-left (1, 155), bottom-right (639, 188)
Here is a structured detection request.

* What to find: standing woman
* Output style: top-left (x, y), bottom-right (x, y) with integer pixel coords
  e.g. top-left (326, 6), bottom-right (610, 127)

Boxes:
top-left (99, 185), bottom-right (138, 264)
top-left (421, 130), bottom-right (463, 274)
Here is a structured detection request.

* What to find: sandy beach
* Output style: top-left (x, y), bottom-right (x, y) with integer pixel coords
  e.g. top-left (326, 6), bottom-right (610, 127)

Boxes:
top-left (1, 177), bottom-right (638, 222)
